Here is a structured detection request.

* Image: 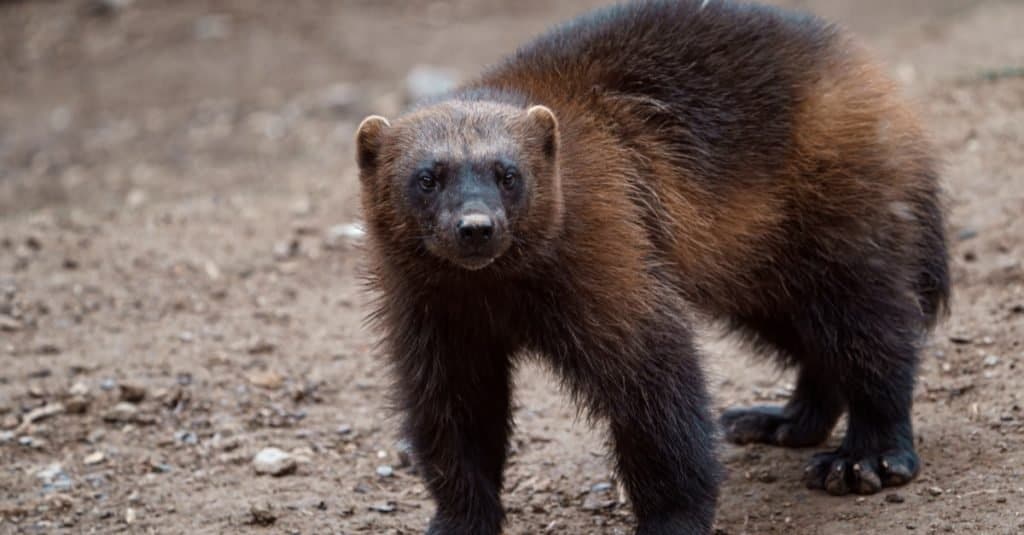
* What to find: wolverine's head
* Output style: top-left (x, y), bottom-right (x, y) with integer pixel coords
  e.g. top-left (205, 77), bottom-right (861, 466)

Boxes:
top-left (355, 100), bottom-right (562, 271)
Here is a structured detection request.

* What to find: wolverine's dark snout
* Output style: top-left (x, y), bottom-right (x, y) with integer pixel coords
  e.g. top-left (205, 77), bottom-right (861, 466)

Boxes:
top-left (457, 212), bottom-right (495, 247)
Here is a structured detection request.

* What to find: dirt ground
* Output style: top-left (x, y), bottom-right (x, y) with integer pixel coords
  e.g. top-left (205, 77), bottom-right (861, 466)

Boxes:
top-left (1, 0), bottom-right (1023, 533)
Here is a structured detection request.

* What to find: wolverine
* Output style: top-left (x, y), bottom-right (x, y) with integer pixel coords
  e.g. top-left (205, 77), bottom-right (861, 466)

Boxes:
top-left (354, 1), bottom-right (949, 533)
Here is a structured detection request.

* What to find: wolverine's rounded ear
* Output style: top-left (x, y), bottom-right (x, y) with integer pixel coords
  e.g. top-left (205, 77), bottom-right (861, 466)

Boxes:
top-left (525, 105), bottom-right (559, 160)
top-left (355, 115), bottom-right (391, 175)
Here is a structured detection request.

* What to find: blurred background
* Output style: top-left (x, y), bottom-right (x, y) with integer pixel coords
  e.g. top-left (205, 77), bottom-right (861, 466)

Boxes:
top-left (1, 1), bottom-right (1022, 533)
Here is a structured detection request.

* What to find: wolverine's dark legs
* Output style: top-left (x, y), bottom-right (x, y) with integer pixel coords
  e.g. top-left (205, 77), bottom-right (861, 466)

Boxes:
top-left (722, 274), bottom-right (925, 495)
top-left (721, 363), bottom-right (844, 447)
top-left (394, 333), bottom-right (513, 535)
top-left (552, 312), bottom-right (720, 534)
top-left (800, 297), bottom-right (922, 495)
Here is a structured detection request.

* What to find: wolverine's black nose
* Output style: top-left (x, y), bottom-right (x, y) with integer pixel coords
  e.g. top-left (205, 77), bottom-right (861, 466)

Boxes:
top-left (457, 213), bottom-right (494, 247)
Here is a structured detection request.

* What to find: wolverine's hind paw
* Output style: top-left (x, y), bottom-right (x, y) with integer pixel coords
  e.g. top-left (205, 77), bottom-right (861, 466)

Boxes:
top-left (720, 405), bottom-right (831, 448)
top-left (803, 447), bottom-right (919, 496)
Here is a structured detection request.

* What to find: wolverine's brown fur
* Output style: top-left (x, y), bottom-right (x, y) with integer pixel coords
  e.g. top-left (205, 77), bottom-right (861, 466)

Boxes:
top-left (356, 1), bottom-right (949, 534)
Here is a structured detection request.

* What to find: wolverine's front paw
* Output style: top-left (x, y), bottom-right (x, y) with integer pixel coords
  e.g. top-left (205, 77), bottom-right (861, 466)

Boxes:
top-left (803, 447), bottom-right (919, 496)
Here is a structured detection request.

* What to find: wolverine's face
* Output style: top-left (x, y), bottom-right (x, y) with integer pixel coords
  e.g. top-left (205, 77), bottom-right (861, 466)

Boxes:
top-left (356, 101), bottom-right (560, 271)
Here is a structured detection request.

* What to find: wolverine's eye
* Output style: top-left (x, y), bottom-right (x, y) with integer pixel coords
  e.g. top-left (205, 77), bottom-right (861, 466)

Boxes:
top-left (417, 171), bottom-right (438, 193)
top-left (500, 168), bottom-right (519, 190)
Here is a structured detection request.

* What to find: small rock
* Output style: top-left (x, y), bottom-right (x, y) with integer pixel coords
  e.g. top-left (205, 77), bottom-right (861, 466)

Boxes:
top-left (119, 383), bottom-right (147, 403)
top-left (336, 423), bottom-right (352, 436)
top-left (253, 448), bottom-right (297, 476)
top-left (36, 463), bottom-right (72, 492)
top-left (983, 355), bottom-right (1001, 368)
top-left (68, 382), bottom-right (89, 397)
top-left (0, 430), bottom-right (14, 443)
top-left (0, 314), bottom-right (21, 332)
top-left (28, 367), bottom-right (52, 379)
top-left (102, 402), bottom-right (138, 423)
top-left (100, 378), bottom-right (117, 391)
top-left (249, 503), bottom-right (277, 525)
top-left (927, 486), bottom-right (943, 497)
top-left (886, 492), bottom-right (906, 503)
top-left (83, 451), bottom-right (105, 465)
top-left (957, 228), bottom-right (978, 241)
top-left (756, 470), bottom-right (777, 483)
top-left (175, 430), bottom-right (199, 445)
top-left (590, 482), bottom-right (613, 493)
top-left (376, 465), bottom-right (394, 478)
top-left (404, 65), bottom-right (458, 104)
top-left (272, 240), bottom-right (299, 261)
top-left (148, 459), bottom-right (173, 473)
top-left (125, 507), bottom-right (137, 524)
top-left (394, 439), bottom-right (413, 468)
top-left (247, 369), bottom-right (284, 390)
top-left (581, 492), bottom-right (616, 512)
top-left (87, 429), bottom-right (106, 443)
top-left (19, 403), bottom-right (65, 430)
top-left (20, 435), bottom-right (48, 448)
top-left (247, 339), bottom-right (277, 355)
top-left (369, 501), bottom-right (396, 514)
top-left (65, 395), bottom-right (90, 415)
top-left (125, 189), bottom-right (147, 208)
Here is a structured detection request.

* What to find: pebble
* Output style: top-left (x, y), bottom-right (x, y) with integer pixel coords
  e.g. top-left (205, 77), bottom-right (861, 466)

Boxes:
top-left (376, 465), bottom-right (394, 478)
top-left (252, 448), bottom-right (297, 476)
top-left (20, 403), bottom-right (64, 428)
top-left (957, 228), bottom-right (978, 241)
top-left (249, 503), bottom-right (277, 525)
top-left (369, 501), bottom-right (396, 513)
top-left (0, 430), bottom-right (13, 443)
top-left (175, 430), bottom-right (199, 445)
top-left (69, 382), bottom-right (90, 397)
top-left (65, 395), bottom-right (90, 415)
top-left (927, 486), bottom-right (944, 497)
top-left (83, 451), bottom-right (105, 465)
top-left (983, 354), bottom-right (1001, 368)
top-left (100, 378), bottom-right (117, 391)
top-left (119, 383), bottom-right (147, 403)
top-left (19, 435), bottom-right (47, 448)
top-left (125, 507), bottom-right (137, 524)
top-left (394, 440), bottom-right (413, 468)
top-left (336, 423), bottom-right (352, 436)
top-left (886, 492), bottom-right (906, 503)
top-left (247, 369), bottom-right (284, 390)
top-left (581, 492), bottom-right (616, 512)
top-left (102, 402), bottom-right (138, 423)
top-left (36, 463), bottom-right (72, 492)
top-left (272, 240), bottom-right (299, 260)
top-left (0, 314), bottom-right (21, 332)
